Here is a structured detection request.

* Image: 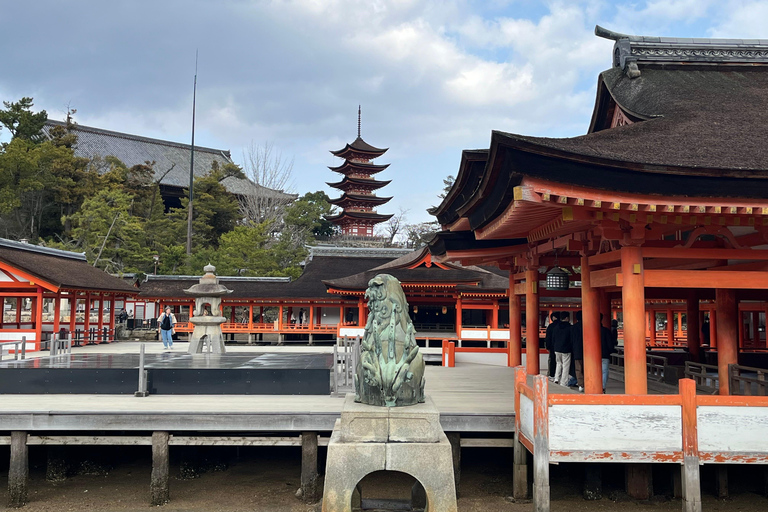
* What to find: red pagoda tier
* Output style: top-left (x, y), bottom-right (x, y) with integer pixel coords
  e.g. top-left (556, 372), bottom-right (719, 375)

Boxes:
top-left (326, 108), bottom-right (393, 237)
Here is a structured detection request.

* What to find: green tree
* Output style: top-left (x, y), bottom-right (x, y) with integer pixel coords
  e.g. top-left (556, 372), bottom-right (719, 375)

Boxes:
top-left (171, 165), bottom-right (240, 250)
top-left (0, 97), bottom-right (47, 143)
top-left (64, 187), bottom-right (155, 273)
top-left (283, 191), bottom-right (336, 239)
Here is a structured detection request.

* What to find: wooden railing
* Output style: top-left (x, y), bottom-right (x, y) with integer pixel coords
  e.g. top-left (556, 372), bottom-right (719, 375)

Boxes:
top-left (684, 361), bottom-right (719, 394)
top-left (173, 321), bottom-right (339, 334)
top-left (514, 369), bottom-right (768, 512)
top-left (729, 364), bottom-right (768, 396)
top-left (610, 352), bottom-right (668, 381)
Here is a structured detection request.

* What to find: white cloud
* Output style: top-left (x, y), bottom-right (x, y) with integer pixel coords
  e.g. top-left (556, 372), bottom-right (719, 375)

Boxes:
top-left (708, 1), bottom-right (768, 38)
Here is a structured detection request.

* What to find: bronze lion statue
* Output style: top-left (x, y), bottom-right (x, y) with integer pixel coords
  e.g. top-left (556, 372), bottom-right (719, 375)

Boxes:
top-left (354, 274), bottom-right (426, 406)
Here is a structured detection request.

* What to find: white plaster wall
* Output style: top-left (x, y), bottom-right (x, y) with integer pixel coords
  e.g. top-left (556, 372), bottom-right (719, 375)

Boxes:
top-left (698, 406), bottom-right (768, 455)
top-left (520, 394), bottom-right (534, 442)
top-left (320, 307), bottom-right (340, 325)
top-left (549, 404), bottom-right (682, 454)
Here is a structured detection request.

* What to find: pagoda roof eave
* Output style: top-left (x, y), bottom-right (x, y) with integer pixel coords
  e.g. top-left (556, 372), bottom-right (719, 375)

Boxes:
top-left (326, 177), bottom-right (392, 189)
top-left (330, 137), bottom-right (388, 158)
top-left (325, 211), bottom-right (394, 223)
top-left (329, 194), bottom-right (393, 207)
top-left (328, 161), bottom-right (390, 172)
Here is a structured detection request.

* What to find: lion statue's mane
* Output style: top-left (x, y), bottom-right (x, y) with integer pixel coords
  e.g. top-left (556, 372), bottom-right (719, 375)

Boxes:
top-left (354, 274), bottom-right (426, 407)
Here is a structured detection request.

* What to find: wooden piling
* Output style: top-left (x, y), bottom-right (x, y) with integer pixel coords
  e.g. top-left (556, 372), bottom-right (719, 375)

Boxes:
top-left (151, 431), bottom-right (170, 506)
top-left (300, 432), bottom-right (319, 502)
top-left (680, 379), bottom-right (701, 512)
top-left (513, 366), bottom-right (529, 500)
top-left (447, 432), bottom-right (461, 496)
top-left (8, 431), bottom-right (28, 508)
top-left (532, 375), bottom-right (549, 512)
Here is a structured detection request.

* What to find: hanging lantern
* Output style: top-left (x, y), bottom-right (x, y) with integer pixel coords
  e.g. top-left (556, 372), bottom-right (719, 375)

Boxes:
top-left (413, 305), bottom-right (418, 313)
top-left (546, 266), bottom-right (570, 291)
top-left (442, 306), bottom-right (448, 314)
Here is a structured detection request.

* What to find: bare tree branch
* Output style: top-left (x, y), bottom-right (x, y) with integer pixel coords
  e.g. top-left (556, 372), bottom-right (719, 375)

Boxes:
top-left (239, 141), bottom-right (296, 230)
top-left (379, 207), bottom-right (409, 245)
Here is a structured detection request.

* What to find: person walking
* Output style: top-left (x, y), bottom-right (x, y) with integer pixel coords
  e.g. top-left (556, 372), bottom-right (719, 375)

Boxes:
top-left (544, 312), bottom-right (560, 380)
top-left (602, 314), bottom-right (618, 393)
top-left (158, 306), bottom-right (177, 350)
top-left (552, 311), bottom-right (573, 387)
top-left (571, 311), bottom-right (584, 391)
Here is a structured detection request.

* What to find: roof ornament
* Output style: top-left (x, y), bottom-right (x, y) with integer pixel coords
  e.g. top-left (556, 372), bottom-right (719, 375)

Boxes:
top-left (357, 105), bottom-right (361, 139)
top-left (596, 24), bottom-right (768, 80)
top-left (595, 25), bottom-right (640, 78)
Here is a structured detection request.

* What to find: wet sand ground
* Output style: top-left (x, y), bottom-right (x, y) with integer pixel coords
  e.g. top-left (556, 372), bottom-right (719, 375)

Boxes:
top-left (0, 446), bottom-right (764, 511)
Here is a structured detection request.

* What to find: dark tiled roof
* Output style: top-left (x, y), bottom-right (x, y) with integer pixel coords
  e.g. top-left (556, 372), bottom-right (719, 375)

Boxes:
top-left (42, 120), bottom-right (295, 201)
top-left (329, 193), bottom-right (392, 206)
top-left (331, 137), bottom-right (388, 157)
top-left (328, 160), bottom-right (390, 173)
top-left (323, 247), bottom-right (509, 293)
top-left (0, 239), bottom-right (135, 294)
top-left (505, 66), bottom-right (768, 173)
top-left (326, 211), bottom-right (394, 222)
top-left (137, 256), bottom-right (396, 300)
top-left (428, 149), bottom-right (488, 226)
top-left (326, 176), bottom-right (391, 190)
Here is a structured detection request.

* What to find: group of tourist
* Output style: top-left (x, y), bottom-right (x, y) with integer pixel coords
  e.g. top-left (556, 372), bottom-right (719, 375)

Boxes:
top-left (544, 311), bottom-right (618, 393)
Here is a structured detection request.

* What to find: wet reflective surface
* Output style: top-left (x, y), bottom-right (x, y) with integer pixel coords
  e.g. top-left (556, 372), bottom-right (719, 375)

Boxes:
top-left (0, 352), bottom-right (333, 370)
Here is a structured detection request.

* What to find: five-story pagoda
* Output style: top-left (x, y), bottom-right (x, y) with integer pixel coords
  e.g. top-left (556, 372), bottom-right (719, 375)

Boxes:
top-left (326, 107), bottom-right (393, 237)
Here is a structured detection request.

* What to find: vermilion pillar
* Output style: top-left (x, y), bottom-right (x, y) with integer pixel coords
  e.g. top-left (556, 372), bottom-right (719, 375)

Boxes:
top-left (456, 297), bottom-right (463, 338)
top-left (666, 309), bottom-right (674, 347)
top-left (621, 246), bottom-right (647, 395)
top-left (53, 295), bottom-right (61, 336)
top-left (687, 291), bottom-right (700, 361)
top-left (525, 269), bottom-right (540, 375)
top-left (508, 278), bottom-right (522, 367)
top-left (716, 289), bottom-right (738, 395)
top-left (581, 255), bottom-right (602, 394)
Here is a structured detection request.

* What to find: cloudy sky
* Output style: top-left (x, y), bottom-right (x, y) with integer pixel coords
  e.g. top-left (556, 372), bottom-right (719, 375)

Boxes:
top-left (1, 0), bottom-right (765, 224)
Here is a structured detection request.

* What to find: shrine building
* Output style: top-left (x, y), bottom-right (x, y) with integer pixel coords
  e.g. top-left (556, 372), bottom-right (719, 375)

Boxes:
top-left (430, 26), bottom-right (768, 395)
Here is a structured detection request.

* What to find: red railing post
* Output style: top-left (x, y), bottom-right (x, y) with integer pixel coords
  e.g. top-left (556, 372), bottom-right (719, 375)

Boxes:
top-left (680, 378), bottom-right (701, 512)
top-left (532, 374), bottom-right (550, 511)
top-left (513, 366), bottom-right (529, 499)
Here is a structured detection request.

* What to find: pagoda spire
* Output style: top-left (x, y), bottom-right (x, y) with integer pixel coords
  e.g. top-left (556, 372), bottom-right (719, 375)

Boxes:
top-left (326, 111), bottom-right (393, 238)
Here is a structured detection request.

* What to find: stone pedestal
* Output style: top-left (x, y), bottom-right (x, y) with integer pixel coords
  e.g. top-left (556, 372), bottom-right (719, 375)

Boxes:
top-left (322, 395), bottom-right (457, 512)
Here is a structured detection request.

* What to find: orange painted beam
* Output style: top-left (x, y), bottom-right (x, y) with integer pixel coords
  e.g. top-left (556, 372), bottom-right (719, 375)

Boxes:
top-left (0, 261), bottom-right (58, 292)
top-left (588, 251), bottom-right (623, 267)
top-left (590, 267), bottom-right (621, 288)
top-left (644, 270), bottom-right (768, 289)
top-left (643, 247), bottom-right (768, 260)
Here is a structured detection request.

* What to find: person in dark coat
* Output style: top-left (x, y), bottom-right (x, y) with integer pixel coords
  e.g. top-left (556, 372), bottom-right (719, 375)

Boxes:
top-left (544, 312), bottom-right (559, 378)
top-left (571, 311), bottom-right (584, 391)
top-left (552, 311), bottom-right (573, 387)
top-left (602, 314), bottom-right (618, 392)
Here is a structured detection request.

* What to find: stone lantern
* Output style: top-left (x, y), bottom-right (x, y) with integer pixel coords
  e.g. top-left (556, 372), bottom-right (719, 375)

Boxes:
top-left (184, 264), bottom-right (232, 354)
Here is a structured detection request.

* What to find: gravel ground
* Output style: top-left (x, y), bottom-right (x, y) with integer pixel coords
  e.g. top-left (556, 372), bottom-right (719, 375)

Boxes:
top-left (0, 447), bottom-right (765, 511)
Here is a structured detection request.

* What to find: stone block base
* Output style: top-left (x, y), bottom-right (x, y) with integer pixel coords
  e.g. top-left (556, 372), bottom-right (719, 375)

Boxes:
top-left (322, 395), bottom-right (457, 512)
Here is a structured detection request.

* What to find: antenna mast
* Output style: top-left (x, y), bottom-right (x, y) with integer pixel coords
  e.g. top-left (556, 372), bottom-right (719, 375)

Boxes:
top-left (186, 50), bottom-right (198, 256)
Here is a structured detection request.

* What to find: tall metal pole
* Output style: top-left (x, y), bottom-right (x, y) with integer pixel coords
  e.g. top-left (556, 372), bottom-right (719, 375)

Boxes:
top-left (186, 51), bottom-right (198, 256)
